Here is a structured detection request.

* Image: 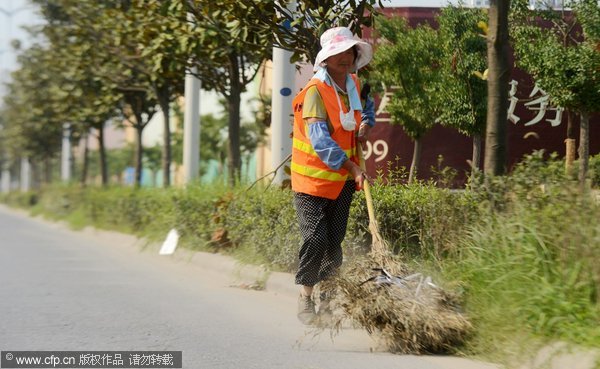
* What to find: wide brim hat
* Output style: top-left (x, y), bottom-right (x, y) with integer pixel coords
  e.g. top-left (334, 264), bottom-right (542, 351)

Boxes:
top-left (313, 27), bottom-right (373, 72)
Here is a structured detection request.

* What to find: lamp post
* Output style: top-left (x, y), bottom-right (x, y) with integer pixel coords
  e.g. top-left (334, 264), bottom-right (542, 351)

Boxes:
top-left (61, 123), bottom-right (71, 182)
top-left (182, 68), bottom-right (201, 185)
top-left (270, 1), bottom-right (296, 186)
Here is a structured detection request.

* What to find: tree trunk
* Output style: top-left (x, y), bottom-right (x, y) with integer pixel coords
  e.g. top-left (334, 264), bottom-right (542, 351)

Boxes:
top-left (578, 111), bottom-right (590, 189)
top-left (30, 160), bottom-right (39, 190)
top-left (408, 138), bottom-right (421, 184)
top-left (472, 132), bottom-right (482, 171)
top-left (44, 155), bottom-right (52, 185)
top-left (565, 110), bottom-right (577, 176)
top-left (98, 124), bottom-right (108, 187)
top-left (134, 113), bottom-right (144, 188)
top-left (227, 53), bottom-right (242, 187)
top-left (484, 0), bottom-right (511, 177)
top-left (157, 90), bottom-right (171, 187)
top-left (80, 131), bottom-right (89, 187)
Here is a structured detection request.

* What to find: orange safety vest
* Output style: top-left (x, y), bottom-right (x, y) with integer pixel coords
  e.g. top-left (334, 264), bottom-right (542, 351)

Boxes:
top-left (291, 74), bottom-right (361, 200)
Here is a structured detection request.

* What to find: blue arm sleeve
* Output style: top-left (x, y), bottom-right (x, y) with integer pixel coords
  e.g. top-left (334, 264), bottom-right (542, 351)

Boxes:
top-left (308, 121), bottom-right (348, 170)
top-left (361, 96), bottom-right (376, 127)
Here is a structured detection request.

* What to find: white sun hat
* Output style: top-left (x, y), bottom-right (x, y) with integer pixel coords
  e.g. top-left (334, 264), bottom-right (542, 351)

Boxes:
top-left (313, 26), bottom-right (373, 72)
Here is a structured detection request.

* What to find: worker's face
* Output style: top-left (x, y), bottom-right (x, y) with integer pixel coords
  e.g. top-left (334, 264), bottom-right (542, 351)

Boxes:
top-left (325, 47), bottom-right (356, 75)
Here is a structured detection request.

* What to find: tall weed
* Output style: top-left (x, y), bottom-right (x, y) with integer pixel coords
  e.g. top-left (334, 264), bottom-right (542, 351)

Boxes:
top-left (449, 151), bottom-right (600, 356)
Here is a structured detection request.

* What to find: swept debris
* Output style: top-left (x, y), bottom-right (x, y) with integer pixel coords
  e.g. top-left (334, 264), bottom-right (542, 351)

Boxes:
top-left (321, 148), bottom-right (472, 354)
top-left (325, 256), bottom-right (472, 354)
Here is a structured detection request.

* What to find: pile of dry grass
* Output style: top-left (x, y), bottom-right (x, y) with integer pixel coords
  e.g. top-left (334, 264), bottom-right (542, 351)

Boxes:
top-left (324, 256), bottom-right (472, 354)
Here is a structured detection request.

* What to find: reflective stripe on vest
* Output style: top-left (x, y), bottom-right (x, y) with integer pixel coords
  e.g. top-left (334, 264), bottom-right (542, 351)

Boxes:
top-left (292, 137), bottom-right (354, 159)
top-left (290, 162), bottom-right (348, 182)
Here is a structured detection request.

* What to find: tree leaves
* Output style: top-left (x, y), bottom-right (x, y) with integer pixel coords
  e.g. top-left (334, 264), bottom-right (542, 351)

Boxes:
top-left (372, 15), bottom-right (442, 140)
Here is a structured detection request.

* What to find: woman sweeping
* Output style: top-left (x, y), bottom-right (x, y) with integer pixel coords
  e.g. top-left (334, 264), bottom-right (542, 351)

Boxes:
top-left (291, 26), bottom-right (375, 325)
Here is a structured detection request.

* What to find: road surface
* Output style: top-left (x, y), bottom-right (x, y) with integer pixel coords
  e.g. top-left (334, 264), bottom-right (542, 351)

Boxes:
top-left (0, 205), bottom-right (499, 369)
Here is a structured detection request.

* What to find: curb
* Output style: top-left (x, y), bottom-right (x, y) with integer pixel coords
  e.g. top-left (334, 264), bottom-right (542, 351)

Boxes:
top-left (167, 246), bottom-right (298, 297)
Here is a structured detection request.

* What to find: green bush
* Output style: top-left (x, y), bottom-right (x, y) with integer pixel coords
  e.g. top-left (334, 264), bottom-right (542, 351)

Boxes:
top-left (449, 151), bottom-right (600, 355)
top-left (348, 181), bottom-right (480, 259)
top-left (1, 190), bottom-right (39, 208)
top-left (170, 185), bottom-right (226, 250)
top-left (225, 188), bottom-right (300, 270)
top-left (590, 153), bottom-right (600, 188)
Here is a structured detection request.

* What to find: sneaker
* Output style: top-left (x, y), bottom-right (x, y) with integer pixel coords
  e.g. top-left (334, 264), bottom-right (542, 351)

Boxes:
top-left (316, 292), bottom-right (333, 327)
top-left (297, 294), bottom-right (316, 325)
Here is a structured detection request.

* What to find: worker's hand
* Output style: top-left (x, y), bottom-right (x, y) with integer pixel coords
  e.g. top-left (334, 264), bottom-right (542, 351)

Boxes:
top-left (344, 160), bottom-right (368, 190)
top-left (357, 123), bottom-right (370, 150)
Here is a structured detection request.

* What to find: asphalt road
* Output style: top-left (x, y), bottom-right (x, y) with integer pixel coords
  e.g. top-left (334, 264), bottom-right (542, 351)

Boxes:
top-left (0, 205), bottom-right (499, 369)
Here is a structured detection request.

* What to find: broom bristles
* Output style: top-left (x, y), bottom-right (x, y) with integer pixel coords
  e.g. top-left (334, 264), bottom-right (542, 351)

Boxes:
top-left (325, 255), bottom-right (471, 354)
top-left (367, 219), bottom-right (393, 267)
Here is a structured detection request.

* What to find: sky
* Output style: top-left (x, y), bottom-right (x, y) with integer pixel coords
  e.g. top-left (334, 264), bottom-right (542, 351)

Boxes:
top-left (0, 0), bottom-right (43, 97)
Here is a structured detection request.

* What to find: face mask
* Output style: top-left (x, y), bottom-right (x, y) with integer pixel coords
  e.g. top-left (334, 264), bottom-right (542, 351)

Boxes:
top-left (329, 72), bottom-right (357, 132)
top-left (340, 111), bottom-right (356, 131)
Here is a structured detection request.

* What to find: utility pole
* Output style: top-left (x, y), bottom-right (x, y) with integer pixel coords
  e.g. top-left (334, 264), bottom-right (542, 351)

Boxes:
top-left (61, 123), bottom-right (71, 182)
top-left (0, 131), bottom-right (9, 193)
top-left (20, 157), bottom-right (30, 192)
top-left (270, 1), bottom-right (296, 185)
top-left (0, 167), bottom-right (9, 193)
top-left (182, 67), bottom-right (201, 185)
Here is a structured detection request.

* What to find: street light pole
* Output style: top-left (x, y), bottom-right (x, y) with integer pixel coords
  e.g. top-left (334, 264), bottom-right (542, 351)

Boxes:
top-left (182, 67), bottom-right (201, 185)
top-left (20, 157), bottom-right (30, 192)
top-left (61, 123), bottom-right (71, 182)
top-left (270, 1), bottom-right (296, 186)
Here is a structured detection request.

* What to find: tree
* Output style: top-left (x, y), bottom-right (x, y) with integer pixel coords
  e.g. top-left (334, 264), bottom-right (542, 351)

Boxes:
top-left (253, 0), bottom-right (382, 63)
top-left (437, 6), bottom-right (488, 174)
top-left (372, 16), bottom-right (443, 183)
top-left (484, 0), bottom-right (511, 177)
top-left (34, 0), bottom-right (124, 186)
top-left (511, 0), bottom-right (600, 187)
top-left (184, 0), bottom-right (273, 186)
top-left (2, 44), bottom-right (66, 186)
top-left (183, 0), bottom-right (381, 186)
top-left (35, 0), bottom-right (186, 187)
top-left (128, 0), bottom-right (187, 187)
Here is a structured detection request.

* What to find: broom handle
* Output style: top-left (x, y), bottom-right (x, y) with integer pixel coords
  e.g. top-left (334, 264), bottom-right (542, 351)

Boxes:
top-left (358, 146), bottom-right (377, 226)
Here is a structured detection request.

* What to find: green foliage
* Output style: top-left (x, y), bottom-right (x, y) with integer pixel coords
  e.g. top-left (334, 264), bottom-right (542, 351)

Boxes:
top-left (436, 6), bottom-right (488, 137)
top-left (511, 0), bottom-right (600, 113)
top-left (1, 44), bottom-right (66, 163)
top-left (448, 151), bottom-right (600, 357)
top-left (372, 16), bottom-right (443, 140)
top-left (347, 179), bottom-right (480, 259)
top-left (590, 154), bottom-right (600, 187)
top-left (240, 0), bottom-right (382, 64)
top-left (225, 188), bottom-right (300, 269)
top-left (170, 185), bottom-right (234, 249)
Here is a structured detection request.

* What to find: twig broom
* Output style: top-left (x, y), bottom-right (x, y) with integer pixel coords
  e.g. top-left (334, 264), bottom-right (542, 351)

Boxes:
top-left (321, 146), bottom-right (472, 354)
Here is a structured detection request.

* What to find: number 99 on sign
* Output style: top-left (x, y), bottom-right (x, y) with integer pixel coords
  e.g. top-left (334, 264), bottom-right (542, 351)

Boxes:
top-left (363, 140), bottom-right (388, 162)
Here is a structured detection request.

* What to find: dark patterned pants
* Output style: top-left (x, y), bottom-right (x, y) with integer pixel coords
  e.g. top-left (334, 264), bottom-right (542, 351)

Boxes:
top-left (294, 180), bottom-right (355, 287)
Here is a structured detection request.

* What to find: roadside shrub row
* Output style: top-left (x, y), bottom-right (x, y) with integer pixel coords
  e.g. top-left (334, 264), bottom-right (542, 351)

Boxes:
top-left (1, 178), bottom-right (478, 271)
top-left (445, 152), bottom-right (600, 360)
